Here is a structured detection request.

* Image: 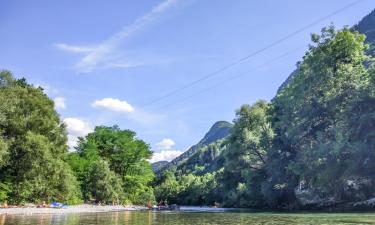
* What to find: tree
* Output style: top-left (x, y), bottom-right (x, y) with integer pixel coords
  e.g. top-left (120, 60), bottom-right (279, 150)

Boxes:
top-left (84, 160), bottom-right (123, 204)
top-left (70, 125), bottom-right (155, 204)
top-left (154, 170), bottom-right (180, 203)
top-left (221, 100), bottom-right (273, 207)
top-left (0, 70), bottom-right (81, 204)
top-left (265, 26), bottom-right (373, 207)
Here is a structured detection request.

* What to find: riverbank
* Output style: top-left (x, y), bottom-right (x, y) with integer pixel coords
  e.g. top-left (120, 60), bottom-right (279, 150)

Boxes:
top-left (0, 204), bottom-right (148, 215)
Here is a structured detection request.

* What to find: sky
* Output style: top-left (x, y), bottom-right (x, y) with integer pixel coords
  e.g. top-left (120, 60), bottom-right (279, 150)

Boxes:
top-left (1, 0), bottom-right (375, 162)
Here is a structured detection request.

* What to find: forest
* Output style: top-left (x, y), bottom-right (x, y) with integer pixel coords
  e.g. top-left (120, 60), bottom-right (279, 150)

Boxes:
top-left (154, 26), bottom-right (375, 209)
top-left (0, 25), bottom-right (374, 209)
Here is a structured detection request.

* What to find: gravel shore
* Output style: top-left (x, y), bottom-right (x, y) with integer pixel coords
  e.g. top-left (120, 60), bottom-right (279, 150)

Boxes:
top-left (0, 204), bottom-right (148, 215)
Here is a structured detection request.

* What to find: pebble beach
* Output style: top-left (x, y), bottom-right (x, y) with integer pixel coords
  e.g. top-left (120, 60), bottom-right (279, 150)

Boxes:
top-left (0, 204), bottom-right (148, 215)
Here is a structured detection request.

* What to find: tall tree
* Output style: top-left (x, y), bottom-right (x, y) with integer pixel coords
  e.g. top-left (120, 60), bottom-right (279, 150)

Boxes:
top-left (0, 70), bottom-right (80, 204)
top-left (71, 126), bottom-right (155, 204)
top-left (221, 100), bottom-right (273, 207)
top-left (266, 26), bottom-right (373, 207)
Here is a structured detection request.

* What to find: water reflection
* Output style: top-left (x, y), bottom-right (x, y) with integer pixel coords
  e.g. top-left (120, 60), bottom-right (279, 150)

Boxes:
top-left (1, 211), bottom-right (375, 225)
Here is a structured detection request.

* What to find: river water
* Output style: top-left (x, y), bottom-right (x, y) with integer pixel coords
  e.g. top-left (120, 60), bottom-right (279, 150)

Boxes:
top-left (1, 209), bottom-right (375, 225)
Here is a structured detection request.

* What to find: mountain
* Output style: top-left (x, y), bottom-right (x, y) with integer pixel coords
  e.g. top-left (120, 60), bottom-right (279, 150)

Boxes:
top-left (354, 9), bottom-right (375, 54)
top-left (151, 161), bottom-right (169, 172)
top-left (277, 9), bottom-right (375, 94)
top-left (155, 121), bottom-right (233, 173)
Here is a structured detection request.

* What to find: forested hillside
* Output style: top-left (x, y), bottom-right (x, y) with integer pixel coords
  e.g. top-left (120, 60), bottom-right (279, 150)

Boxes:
top-left (154, 121), bottom-right (232, 173)
top-left (154, 12), bottom-right (375, 210)
top-left (153, 121), bottom-right (232, 205)
top-left (355, 9), bottom-right (375, 54)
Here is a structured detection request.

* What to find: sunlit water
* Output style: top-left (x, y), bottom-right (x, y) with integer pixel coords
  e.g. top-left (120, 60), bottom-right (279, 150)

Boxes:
top-left (1, 209), bottom-right (375, 225)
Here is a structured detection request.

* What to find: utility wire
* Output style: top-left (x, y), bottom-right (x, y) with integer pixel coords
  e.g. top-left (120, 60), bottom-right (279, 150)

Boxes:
top-left (157, 45), bottom-right (305, 110)
top-left (141, 0), bottom-right (363, 108)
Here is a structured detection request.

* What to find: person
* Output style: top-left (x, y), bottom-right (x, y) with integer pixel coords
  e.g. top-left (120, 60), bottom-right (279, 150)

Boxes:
top-left (1, 201), bottom-right (8, 208)
top-left (158, 199), bottom-right (163, 210)
top-left (147, 201), bottom-right (153, 209)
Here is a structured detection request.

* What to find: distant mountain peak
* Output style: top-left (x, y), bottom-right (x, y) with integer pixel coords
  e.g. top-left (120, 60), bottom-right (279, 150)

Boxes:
top-left (199, 121), bottom-right (233, 145)
top-left (156, 121), bottom-right (233, 173)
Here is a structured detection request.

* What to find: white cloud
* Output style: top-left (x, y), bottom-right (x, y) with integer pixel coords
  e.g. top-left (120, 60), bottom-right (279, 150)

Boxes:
top-left (63, 117), bottom-right (93, 150)
top-left (156, 138), bottom-right (175, 150)
top-left (54, 97), bottom-right (66, 109)
top-left (91, 97), bottom-right (166, 125)
top-left (150, 150), bottom-right (183, 163)
top-left (92, 98), bottom-right (135, 113)
top-left (55, 0), bottom-right (181, 73)
top-left (150, 138), bottom-right (181, 162)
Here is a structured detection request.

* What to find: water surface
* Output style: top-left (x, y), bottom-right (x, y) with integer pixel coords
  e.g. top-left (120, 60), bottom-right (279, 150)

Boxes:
top-left (1, 210), bottom-right (375, 225)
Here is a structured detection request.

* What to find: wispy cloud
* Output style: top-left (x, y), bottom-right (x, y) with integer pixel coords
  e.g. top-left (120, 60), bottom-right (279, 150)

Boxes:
top-left (54, 43), bottom-right (96, 54)
top-left (55, 0), bottom-right (181, 73)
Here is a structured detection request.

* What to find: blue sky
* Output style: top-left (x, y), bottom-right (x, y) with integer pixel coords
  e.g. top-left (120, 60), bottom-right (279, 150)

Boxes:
top-left (1, 0), bottom-right (375, 162)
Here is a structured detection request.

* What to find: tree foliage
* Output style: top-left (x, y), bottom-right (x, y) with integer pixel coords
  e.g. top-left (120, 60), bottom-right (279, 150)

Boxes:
top-left (221, 100), bottom-right (273, 207)
top-left (264, 26), bottom-right (374, 207)
top-left (154, 26), bottom-right (375, 209)
top-left (68, 126), bottom-right (155, 204)
top-left (0, 71), bottom-right (80, 204)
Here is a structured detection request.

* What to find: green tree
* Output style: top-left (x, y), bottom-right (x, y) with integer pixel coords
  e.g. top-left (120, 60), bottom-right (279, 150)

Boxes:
top-left (154, 170), bottom-right (180, 203)
top-left (84, 160), bottom-right (123, 203)
top-left (221, 100), bottom-right (273, 207)
top-left (71, 125), bottom-right (155, 204)
top-left (0, 70), bottom-right (81, 204)
top-left (265, 26), bottom-right (373, 207)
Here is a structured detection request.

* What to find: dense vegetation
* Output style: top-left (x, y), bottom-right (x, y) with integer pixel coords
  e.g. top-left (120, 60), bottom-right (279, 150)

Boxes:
top-left (0, 71), bottom-right (81, 204)
top-left (154, 26), bottom-right (375, 209)
top-left (68, 126), bottom-right (155, 205)
top-left (1, 11), bottom-right (375, 210)
top-left (153, 121), bottom-right (232, 205)
top-left (0, 72), bottom-right (155, 205)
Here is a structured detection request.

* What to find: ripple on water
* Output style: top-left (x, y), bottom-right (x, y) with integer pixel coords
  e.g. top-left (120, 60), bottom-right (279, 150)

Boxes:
top-left (1, 211), bottom-right (375, 225)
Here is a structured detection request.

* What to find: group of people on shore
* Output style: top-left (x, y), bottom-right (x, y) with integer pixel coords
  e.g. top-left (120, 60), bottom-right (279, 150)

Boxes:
top-left (0, 201), bottom-right (63, 209)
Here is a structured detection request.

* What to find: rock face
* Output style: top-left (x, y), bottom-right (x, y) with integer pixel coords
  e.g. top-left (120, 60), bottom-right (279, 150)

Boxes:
top-left (352, 197), bottom-right (375, 209)
top-left (294, 182), bottom-right (338, 208)
top-left (342, 177), bottom-right (373, 201)
top-left (294, 177), bottom-right (375, 210)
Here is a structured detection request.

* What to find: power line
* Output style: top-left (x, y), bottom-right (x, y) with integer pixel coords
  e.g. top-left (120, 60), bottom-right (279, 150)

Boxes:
top-left (141, 0), bottom-right (363, 108)
top-left (157, 45), bottom-right (305, 110)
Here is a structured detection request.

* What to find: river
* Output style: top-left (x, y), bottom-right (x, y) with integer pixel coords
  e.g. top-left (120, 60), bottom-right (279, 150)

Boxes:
top-left (1, 209), bottom-right (375, 225)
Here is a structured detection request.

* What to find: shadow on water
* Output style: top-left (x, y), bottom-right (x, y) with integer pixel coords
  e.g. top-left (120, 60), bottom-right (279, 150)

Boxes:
top-left (1, 210), bottom-right (375, 225)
